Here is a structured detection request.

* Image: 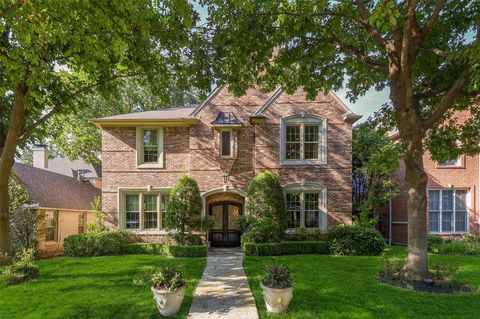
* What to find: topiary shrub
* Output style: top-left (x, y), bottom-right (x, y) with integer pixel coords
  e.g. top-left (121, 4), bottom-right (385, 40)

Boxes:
top-left (245, 172), bottom-right (287, 242)
top-left (165, 176), bottom-right (202, 245)
top-left (326, 224), bottom-right (385, 256)
top-left (64, 230), bottom-right (136, 257)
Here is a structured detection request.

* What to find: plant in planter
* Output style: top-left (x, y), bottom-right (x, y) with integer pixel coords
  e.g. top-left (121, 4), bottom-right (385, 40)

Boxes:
top-left (150, 265), bottom-right (186, 317)
top-left (201, 215), bottom-right (216, 248)
top-left (260, 263), bottom-right (293, 313)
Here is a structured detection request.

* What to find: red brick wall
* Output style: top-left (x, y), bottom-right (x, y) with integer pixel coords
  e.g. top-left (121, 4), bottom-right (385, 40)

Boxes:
top-left (101, 86), bottom-right (354, 232)
top-left (382, 111), bottom-right (479, 244)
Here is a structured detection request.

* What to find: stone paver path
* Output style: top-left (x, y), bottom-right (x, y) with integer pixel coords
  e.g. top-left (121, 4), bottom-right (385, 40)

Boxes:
top-left (188, 248), bottom-right (259, 319)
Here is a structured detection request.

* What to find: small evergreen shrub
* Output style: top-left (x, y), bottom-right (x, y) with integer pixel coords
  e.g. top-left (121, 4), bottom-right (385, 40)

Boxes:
top-left (245, 172), bottom-right (287, 242)
top-left (1, 249), bottom-right (39, 285)
top-left (327, 224), bottom-right (385, 256)
top-left (64, 231), bottom-right (136, 257)
top-left (262, 263), bottom-right (292, 289)
top-left (243, 241), bottom-right (329, 256)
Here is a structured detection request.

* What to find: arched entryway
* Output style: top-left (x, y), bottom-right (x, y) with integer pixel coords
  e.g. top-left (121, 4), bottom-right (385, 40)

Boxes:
top-left (204, 190), bottom-right (245, 247)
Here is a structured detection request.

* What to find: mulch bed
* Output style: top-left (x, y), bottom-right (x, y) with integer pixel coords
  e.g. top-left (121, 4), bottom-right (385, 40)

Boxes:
top-left (378, 273), bottom-right (471, 293)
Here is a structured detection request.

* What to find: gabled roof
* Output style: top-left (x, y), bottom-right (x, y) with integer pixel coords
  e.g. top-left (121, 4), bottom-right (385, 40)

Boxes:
top-left (13, 163), bottom-right (100, 211)
top-left (92, 107), bottom-right (197, 127)
top-left (252, 87), bottom-right (362, 124)
top-left (190, 84), bottom-right (225, 117)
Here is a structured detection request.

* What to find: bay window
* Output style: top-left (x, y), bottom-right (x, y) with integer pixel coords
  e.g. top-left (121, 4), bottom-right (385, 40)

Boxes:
top-left (429, 189), bottom-right (468, 233)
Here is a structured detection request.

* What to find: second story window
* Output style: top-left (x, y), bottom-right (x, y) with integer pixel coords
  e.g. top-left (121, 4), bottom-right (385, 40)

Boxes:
top-left (220, 130), bottom-right (232, 157)
top-left (281, 114), bottom-right (326, 164)
top-left (136, 128), bottom-right (164, 168)
top-left (438, 156), bottom-right (462, 168)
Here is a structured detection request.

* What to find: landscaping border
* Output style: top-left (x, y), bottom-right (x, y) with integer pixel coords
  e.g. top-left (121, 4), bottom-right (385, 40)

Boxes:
top-left (120, 243), bottom-right (207, 257)
top-left (243, 241), bottom-right (329, 256)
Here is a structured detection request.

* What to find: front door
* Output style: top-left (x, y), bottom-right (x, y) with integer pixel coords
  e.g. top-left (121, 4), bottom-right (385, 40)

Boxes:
top-left (209, 202), bottom-right (242, 247)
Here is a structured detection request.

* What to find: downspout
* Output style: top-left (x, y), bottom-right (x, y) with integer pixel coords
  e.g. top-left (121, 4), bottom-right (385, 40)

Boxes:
top-left (388, 189), bottom-right (392, 245)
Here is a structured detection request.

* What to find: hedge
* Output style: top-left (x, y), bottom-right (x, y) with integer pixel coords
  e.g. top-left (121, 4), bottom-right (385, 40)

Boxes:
top-left (64, 231), bottom-right (136, 257)
top-left (120, 243), bottom-right (207, 257)
top-left (326, 224), bottom-right (385, 256)
top-left (243, 241), bottom-right (329, 256)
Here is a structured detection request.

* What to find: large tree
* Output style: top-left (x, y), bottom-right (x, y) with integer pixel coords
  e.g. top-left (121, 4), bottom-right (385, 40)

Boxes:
top-left (0, 1), bottom-right (210, 257)
top-left (202, 0), bottom-right (480, 279)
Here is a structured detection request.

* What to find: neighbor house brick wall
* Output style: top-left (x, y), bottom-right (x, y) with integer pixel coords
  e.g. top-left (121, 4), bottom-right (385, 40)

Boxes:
top-left (380, 111), bottom-right (480, 244)
top-left (101, 85), bottom-right (355, 234)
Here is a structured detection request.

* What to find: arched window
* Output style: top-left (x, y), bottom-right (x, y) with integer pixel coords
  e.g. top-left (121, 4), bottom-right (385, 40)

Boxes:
top-left (280, 114), bottom-right (327, 164)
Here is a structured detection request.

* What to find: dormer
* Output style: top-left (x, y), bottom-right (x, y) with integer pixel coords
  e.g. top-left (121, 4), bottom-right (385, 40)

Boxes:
top-left (211, 112), bottom-right (242, 159)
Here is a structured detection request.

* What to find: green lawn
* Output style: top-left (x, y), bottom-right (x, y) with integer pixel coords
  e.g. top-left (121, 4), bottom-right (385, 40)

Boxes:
top-left (244, 247), bottom-right (480, 319)
top-left (0, 255), bottom-right (206, 319)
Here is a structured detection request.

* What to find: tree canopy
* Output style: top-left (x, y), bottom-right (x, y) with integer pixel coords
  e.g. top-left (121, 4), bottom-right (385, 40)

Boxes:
top-left (202, 0), bottom-right (480, 279)
top-left (0, 0), bottom-right (211, 256)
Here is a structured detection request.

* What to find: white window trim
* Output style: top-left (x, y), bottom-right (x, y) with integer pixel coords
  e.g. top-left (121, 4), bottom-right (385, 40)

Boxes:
top-left (438, 156), bottom-right (463, 168)
top-left (280, 114), bottom-right (327, 165)
top-left (219, 128), bottom-right (234, 158)
top-left (428, 188), bottom-right (470, 234)
top-left (118, 188), bottom-right (171, 234)
top-left (284, 182), bottom-right (328, 232)
top-left (136, 127), bottom-right (164, 168)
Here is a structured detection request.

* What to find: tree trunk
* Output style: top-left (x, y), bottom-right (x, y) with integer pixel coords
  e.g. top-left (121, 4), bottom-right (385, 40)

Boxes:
top-left (403, 138), bottom-right (429, 280)
top-left (0, 85), bottom-right (27, 259)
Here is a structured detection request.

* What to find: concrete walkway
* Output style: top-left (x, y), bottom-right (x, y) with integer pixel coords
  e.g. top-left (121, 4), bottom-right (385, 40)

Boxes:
top-left (188, 248), bottom-right (259, 319)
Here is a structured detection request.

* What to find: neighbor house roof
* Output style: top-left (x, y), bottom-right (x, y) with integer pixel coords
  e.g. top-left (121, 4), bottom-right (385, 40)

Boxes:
top-left (13, 163), bottom-right (100, 211)
top-left (92, 107), bottom-right (197, 127)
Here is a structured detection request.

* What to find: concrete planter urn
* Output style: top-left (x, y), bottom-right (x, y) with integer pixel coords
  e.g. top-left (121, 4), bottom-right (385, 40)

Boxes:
top-left (260, 282), bottom-right (293, 314)
top-left (151, 285), bottom-right (186, 317)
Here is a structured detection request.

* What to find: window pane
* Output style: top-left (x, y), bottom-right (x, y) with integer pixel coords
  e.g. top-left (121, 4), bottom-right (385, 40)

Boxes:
top-left (126, 195), bottom-right (139, 212)
top-left (143, 130), bottom-right (158, 163)
top-left (455, 190), bottom-right (467, 210)
top-left (429, 190), bottom-right (440, 210)
top-left (161, 194), bottom-right (169, 228)
top-left (126, 195), bottom-right (139, 229)
top-left (455, 211), bottom-right (467, 232)
top-left (143, 130), bottom-right (157, 146)
top-left (221, 131), bottom-right (231, 156)
top-left (442, 211), bottom-right (453, 232)
top-left (144, 195), bottom-right (157, 212)
top-left (126, 212), bottom-right (140, 229)
top-left (286, 125), bottom-right (301, 160)
top-left (429, 211), bottom-right (440, 232)
top-left (442, 190), bottom-right (453, 210)
top-left (144, 212), bottom-right (158, 229)
top-left (304, 125), bottom-right (320, 160)
top-left (304, 125), bottom-right (319, 142)
top-left (305, 193), bottom-right (319, 228)
top-left (286, 193), bottom-right (301, 228)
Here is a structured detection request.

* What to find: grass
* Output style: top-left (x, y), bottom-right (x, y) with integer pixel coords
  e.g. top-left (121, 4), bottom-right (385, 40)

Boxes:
top-left (244, 246), bottom-right (480, 319)
top-left (0, 255), bottom-right (206, 319)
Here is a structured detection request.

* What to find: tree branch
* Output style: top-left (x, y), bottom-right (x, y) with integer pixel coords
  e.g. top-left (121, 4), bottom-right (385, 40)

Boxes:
top-left (420, 0), bottom-right (447, 39)
top-left (356, 0), bottom-right (388, 50)
top-left (329, 34), bottom-right (389, 75)
top-left (418, 47), bottom-right (449, 57)
top-left (18, 73), bottom-right (142, 143)
top-left (423, 67), bottom-right (470, 129)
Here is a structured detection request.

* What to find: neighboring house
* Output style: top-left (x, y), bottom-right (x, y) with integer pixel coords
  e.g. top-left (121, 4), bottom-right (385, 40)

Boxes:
top-left (12, 163), bottom-right (100, 256)
top-left (32, 145), bottom-right (102, 188)
top-left (380, 111), bottom-right (480, 244)
top-left (94, 85), bottom-right (360, 247)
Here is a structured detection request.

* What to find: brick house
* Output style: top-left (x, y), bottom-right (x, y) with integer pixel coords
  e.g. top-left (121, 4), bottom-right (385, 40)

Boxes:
top-left (94, 85), bottom-right (360, 247)
top-left (380, 111), bottom-right (480, 244)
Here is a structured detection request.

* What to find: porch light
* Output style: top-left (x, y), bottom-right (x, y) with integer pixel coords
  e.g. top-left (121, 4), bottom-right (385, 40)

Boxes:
top-left (223, 171), bottom-right (229, 183)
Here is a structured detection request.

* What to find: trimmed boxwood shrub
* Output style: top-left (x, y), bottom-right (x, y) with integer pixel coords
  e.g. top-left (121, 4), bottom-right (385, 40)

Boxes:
top-left (243, 241), bottom-right (329, 256)
top-left (120, 243), bottom-right (206, 257)
top-left (64, 231), bottom-right (136, 257)
top-left (326, 224), bottom-right (385, 256)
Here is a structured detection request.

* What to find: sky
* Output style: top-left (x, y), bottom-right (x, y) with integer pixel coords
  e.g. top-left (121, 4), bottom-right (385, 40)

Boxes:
top-left (192, 2), bottom-right (389, 122)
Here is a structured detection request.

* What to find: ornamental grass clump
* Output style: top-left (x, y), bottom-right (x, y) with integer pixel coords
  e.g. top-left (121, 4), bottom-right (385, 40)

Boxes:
top-left (262, 263), bottom-right (292, 289)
